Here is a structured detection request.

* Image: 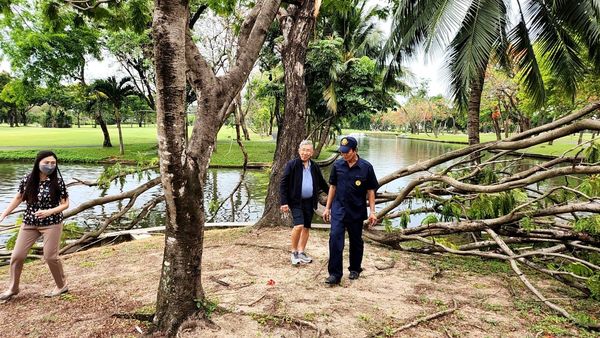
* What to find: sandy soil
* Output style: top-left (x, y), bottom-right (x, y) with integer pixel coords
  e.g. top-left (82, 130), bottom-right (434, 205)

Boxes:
top-left (0, 227), bottom-right (593, 337)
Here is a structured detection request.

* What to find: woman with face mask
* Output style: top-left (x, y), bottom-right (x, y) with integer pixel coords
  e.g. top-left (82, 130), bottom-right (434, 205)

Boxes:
top-left (0, 150), bottom-right (70, 300)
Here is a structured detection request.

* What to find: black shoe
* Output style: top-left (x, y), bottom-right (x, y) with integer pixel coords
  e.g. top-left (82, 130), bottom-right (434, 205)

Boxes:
top-left (349, 271), bottom-right (360, 280)
top-left (324, 276), bottom-right (341, 285)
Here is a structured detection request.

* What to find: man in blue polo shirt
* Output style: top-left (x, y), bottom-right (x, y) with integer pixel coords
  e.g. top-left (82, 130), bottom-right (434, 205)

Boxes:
top-left (280, 140), bottom-right (329, 265)
top-left (322, 136), bottom-right (378, 284)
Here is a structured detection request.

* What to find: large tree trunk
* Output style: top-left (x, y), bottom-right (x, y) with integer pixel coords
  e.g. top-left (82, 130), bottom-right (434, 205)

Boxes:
top-left (256, 0), bottom-right (319, 227)
top-left (152, 0), bottom-right (280, 334)
top-left (467, 71), bottom-right (484, 146)
top-left (152, 0), bottom-right (206, 335)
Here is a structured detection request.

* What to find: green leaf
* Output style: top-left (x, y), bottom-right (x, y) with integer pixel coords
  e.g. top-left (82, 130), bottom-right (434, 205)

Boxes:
top-left (400, 211), bottom-right (410, 229)
top-left (421, 214), bottom-right (439, 225)
top-left (566, 263), bottom-right (594, 278)
top-left (520, 216), bottom-right (536, 232)
top-left (586, 274), bottom-right (600, 300)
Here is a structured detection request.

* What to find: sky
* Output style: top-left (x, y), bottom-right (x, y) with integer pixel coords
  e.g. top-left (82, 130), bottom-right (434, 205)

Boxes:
top-left (374, 1), bottom-right (448, 98)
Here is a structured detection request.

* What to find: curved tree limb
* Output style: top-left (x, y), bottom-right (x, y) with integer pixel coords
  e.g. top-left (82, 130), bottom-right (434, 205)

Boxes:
top-left (63, 177), bottom-right (161, 219)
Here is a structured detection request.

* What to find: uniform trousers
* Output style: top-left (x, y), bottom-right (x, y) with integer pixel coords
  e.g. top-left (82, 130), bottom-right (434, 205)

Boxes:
top-left (328, 216), bottom-right (364, 279)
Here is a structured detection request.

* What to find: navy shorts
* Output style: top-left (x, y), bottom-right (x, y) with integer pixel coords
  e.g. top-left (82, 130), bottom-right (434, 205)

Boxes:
top-left (291, 199), bottom-right (314, 228)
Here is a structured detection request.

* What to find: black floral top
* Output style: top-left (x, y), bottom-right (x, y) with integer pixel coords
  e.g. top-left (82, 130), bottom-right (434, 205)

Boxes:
top-left (18, 175), bottom-right (68, 226)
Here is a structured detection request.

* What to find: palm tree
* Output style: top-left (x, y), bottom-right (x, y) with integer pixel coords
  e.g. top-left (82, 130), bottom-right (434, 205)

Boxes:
top-left (308, 0), bottom-right (407, 157)
top-left (92, 76), bottom-right (137, 155)
top-left (383, 0), bottom-right (600, 145)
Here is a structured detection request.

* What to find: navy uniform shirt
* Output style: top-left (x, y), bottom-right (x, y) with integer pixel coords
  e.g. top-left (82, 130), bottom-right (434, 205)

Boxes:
top-left (329, 157), bottom-right (378, 222)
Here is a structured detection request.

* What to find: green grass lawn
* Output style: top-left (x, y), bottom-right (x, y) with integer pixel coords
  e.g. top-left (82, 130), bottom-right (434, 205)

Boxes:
top-left (0, 124), bottom-right (271, 147)
top-left (0, 124), bottom-right (276, 165)
top-left (1, 124), bottom-right (595, 164)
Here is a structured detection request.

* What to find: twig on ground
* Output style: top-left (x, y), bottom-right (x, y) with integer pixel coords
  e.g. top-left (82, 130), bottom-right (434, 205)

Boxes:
top-left (372, 299), bottom-right (458, 337)
top-left (210, 276), bottom-right (231, 287)
top-left (231, 308), bottom-right (322, 337)
top-left (243, 293), bottom-right (267, 306)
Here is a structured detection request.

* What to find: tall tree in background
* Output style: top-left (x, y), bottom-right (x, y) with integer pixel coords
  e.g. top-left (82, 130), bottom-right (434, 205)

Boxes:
top-left (256, 0), bottom-right (321, 227)
top-left (308, 0), bottom-right (402, 157)
top-left (105, 30), bottom-right (156, 111)
top-left (92, 76), bottom-right (137, 155)
top-left (0, 1), bottom-right (101, 86)
top-left (383, 0), bottom-right (600, 145)
top-left (152, 0), bottom-right (280, 333)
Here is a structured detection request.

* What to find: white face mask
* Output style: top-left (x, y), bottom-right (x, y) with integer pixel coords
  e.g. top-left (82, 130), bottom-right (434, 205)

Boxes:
top-left (39, 164), bottom-right (56, 175)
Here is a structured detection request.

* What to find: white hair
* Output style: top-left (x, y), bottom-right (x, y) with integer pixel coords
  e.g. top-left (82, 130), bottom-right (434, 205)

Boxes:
top-left (299, 140), bottom-right (313, 149)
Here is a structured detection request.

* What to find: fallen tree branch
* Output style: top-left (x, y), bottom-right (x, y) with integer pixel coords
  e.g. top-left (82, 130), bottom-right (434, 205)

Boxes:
top-left (485, 229), bottom-right (575, 321)
top-left (372, 299), bottom-right (458, 337)
top-left (63, 177), bottom-right (161, 219)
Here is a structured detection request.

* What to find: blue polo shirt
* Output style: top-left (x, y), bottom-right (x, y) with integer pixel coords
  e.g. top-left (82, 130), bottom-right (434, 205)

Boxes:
top-left (301, 161), bottom-right (313, 199)
top-left (329, 157), bottom-right (378, 222)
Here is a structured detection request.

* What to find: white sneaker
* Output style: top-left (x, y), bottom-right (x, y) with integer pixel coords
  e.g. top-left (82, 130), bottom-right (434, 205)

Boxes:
top-left (0, 289), bottom-right (18, 301)
top-left (45, 285), bottom-right (69, 298)
top-left (298, 252), bottom-right (313, 263)
top-left (291, 252), bottom-right (301, 265)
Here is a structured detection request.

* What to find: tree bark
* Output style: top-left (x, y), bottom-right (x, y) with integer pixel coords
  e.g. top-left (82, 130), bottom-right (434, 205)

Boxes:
top-left (492, 118), bottom-right (501, 140)
top-left (256, 0), bottom-right (319, 227)
top-left (116, 109), bottom-right (125, 155)
top-left (313, 117), bottom-right (332, 159)
top-left (152, 0), bottom-right (281, 334)
top-left (95, 113), bottom-right (112, 147)
top-left (467, 71), bottom-right (484, 146)
top-left (269, 92), bottom-right (281, 136)
top-left (152, 0), bottom-right (205, 335)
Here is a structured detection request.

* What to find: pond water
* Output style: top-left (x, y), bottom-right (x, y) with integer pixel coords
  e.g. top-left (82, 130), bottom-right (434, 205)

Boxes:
top-left (0, 134), bottom-right (468, 244)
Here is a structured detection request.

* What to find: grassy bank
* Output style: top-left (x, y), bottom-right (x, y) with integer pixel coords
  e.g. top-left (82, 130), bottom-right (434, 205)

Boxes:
top-left (403, 132), bottom-right (596, 157)
top-left (0, 125), bottom-right (276, 165)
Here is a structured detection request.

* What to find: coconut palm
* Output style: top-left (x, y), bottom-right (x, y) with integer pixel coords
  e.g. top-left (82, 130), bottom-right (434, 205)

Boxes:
top-left (92, 76), bottom-right (137, 155)
top-left (306, 0), bottom-right (407, 158)
top-left (383, 0), bottom-right (600, 145)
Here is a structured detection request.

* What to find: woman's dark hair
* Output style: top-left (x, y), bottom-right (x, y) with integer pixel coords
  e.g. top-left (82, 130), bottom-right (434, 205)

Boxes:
top-left (22, 150), bottom-right (64, 204)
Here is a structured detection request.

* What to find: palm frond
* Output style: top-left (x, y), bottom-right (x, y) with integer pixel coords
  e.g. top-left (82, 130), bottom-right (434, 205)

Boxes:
top-left (549, 1), bottom-right (600, 71)
top-left (380, 0), bottom-right (450, 85)
top-left (424, 0), bottom-right (470, 55)
top-left (446, 0), bottom-right (506, 110)
top-left (492, 1), bottom-right (510, 72)
top-left (323, 82), bottom-right (338, 113)
top-left (526, 0), bottom-right (585, 100)
top-left (508, 18), bottom-right (545, 107)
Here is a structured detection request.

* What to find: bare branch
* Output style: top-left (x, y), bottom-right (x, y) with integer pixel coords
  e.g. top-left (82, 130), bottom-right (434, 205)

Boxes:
top-left (485, 229), bottom-right (575, 320)
top-left (63, 177), bottom-right (161, 219)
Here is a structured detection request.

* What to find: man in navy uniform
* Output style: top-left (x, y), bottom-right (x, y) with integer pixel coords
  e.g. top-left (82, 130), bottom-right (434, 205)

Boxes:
top-left (280, 140), bottom-right (329, 265)
top-left (322, 136), bottom-right (378, 284)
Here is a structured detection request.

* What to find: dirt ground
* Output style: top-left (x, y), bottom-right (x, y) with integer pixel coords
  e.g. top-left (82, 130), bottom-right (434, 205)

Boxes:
top-left (0, 227), bottom-right (596, 337)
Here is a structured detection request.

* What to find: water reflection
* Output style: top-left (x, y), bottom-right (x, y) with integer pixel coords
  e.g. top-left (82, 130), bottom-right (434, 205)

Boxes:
top-left (0, 162), bottom-right (270, 233)
top-left (3, 134), bottom-right (556, 235)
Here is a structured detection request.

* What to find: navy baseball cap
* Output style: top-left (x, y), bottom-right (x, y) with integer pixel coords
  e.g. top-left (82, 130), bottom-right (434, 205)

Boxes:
top-left (338, 136), bottom-right (357, 153)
